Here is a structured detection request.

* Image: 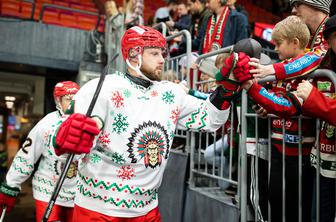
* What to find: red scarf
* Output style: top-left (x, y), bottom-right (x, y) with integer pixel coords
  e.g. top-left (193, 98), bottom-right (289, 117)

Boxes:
top-left (202, 6), bottom-right (230, 54)
top-left (308, 15), bottom-right (328, 52)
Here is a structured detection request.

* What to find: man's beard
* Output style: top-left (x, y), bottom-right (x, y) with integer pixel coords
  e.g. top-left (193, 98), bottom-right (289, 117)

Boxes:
top-left (140, 67), bottom-right (163, 81)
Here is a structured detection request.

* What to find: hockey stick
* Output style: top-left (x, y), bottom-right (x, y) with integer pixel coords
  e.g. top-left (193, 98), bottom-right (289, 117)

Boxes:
top-left (0, 206), bottom-right (6, 222)
top-left (41, 53), bottom-right (119, 222)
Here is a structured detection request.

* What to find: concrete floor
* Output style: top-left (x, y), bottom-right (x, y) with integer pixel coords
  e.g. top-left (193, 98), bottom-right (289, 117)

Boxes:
top-left (3, 179), bottom-right (35, 222)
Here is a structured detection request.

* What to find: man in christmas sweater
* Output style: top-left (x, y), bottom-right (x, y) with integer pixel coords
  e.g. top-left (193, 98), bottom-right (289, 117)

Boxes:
top-left (220, 16), bottom-right (316, 221)
top-left (52, 26), bottom-right (239, 221)
top-left (249, 0), bottom-right (331, 81)
top-left (0, 81), bottom-right (80, 222)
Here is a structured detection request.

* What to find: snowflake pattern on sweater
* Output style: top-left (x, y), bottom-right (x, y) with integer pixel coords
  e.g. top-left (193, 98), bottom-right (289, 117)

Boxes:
top-left (72, 72), bottom-right (229, 217)
top-left (6, 111), bottom-right (78, 207)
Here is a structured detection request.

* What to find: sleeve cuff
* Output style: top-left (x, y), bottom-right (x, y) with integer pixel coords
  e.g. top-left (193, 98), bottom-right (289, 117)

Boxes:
top-left (221, 101), bottom-right (230, 110)
top-left (273, 63), bottom-right (286, 80)
top-left (247, 82), bottom-right (261, 96)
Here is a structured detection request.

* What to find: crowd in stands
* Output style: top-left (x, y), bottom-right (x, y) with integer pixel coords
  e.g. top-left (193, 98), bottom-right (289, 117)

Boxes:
top-left (146, 0), bottom-right (335, 221)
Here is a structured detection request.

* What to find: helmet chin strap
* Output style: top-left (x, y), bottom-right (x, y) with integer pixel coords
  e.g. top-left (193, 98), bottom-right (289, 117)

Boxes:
top-left (126, 55), bottom-right (154, 83)
top-left (56, 104), bottom-right (65, 115)
top-left (55, 99), bottom-right (65, 116)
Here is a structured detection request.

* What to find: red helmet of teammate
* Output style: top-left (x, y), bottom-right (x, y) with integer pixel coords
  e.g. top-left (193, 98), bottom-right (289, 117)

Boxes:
top-left (121, 26), bottom-right (167, 61)
top-left (53, 81), bottom-right (80, 99)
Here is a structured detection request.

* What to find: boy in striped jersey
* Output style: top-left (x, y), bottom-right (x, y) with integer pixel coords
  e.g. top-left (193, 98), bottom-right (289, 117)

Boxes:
top-left (249, 0), bottom-right (331, 81)
top-left (220, 16), bottom-right (316, 222)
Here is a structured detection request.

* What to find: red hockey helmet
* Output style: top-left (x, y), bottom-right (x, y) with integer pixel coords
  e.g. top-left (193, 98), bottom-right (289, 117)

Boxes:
top-left (121, 26), bottom-right (167, 60)
top-left (53, 81), bottom-right (80, 99)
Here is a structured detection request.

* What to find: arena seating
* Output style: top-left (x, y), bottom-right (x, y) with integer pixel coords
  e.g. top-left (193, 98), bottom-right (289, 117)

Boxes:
top-left (0, 0), bottom-right (280, 32)
top-left (0, 0), bottom-right (105, 31)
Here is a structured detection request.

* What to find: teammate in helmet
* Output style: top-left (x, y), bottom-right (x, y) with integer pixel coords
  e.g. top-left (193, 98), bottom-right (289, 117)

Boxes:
top-left (0, 81), bottom-right (80, 222)
top-left (53, 26), bottom-right (241, 221)
top-left (54, 81), bottom-right (80, 114)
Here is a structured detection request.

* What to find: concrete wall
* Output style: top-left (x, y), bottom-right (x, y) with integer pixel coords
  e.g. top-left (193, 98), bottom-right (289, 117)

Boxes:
top-left (0, 19), bottom-right (88, 71)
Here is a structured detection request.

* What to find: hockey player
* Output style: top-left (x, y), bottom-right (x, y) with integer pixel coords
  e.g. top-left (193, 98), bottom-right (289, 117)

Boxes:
top-left (53, 26), bottom-right (239, 221)
top-left (0, 81), bottom-right (80, 222)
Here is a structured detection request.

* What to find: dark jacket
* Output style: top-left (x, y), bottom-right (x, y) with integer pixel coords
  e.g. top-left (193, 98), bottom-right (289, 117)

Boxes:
top-left (194, 8), bottom-right (248, 53)
top-left (191, 9), bottom-right (212, 39)
top-left (174, 14), bottom-right (192, 31)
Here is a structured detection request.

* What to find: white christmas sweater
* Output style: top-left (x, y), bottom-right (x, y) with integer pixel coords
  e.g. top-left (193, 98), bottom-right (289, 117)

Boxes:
top-left (6, 111), bottom-right (78, 207)
top-left (72, 72), bottom-right (229, 217)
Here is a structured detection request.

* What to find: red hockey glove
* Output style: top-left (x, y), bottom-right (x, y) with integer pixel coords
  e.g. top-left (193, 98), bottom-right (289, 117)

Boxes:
top-left (55, 113), bottom-right (100, 155)
top-left (216, 52), bottom-right (253, 83)
top-left (0, 183), bottom-right (20, 214)
top-left (232, 53), bottom-right (254, 83)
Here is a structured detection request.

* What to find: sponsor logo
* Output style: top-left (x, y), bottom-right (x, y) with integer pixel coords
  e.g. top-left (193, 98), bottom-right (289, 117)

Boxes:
top-left (272, 119), bottom-right (293, 128)
top-left (320, 143), bottom-right (336, 153)
top-left (284, 54), bottom-right (319, 74)
top-left (317, 81), bottom-right (332, 91)
top-left (284, 134), bottom-right (300, 143)
top-left (259, 88), bottom-right (291, 107)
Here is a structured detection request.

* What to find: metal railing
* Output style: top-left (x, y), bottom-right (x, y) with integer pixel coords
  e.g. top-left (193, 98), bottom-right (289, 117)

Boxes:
top-left (153, 22), bottom-right (167, 37)
top-left (163, 30), bottom-right (192, 84)
top-left (105, 13), bottom-right (125, 72)
top-left (239, 69), bottom-right (336, 222)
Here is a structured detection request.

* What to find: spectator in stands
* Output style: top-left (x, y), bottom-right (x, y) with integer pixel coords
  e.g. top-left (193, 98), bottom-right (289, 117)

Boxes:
top-left (166, 3), bottom-right (191, 31)
top-left (195, 0), bottom-right (248, 54)
top-left (198, 56), bottom-right (218, 92)
top-left (296, 14), bottom-right (336, 222)
top-left (226, 0), bottom-right (250, 36)
top-left (187, 0), bottom-right (212, 47)
top-left (178, 52), bottom-right (199, 83)
top-left (154, 0), bottom-right (177, 23)
top-left (124, 0), bottom-right (144, 26)
top-left (250, 0), bottom-right (331, 80)
top-left (105, 0), bottom-right (119, 18)
top-left (226, 0), bottom-right (248, 18)
top-left (51, 26), bottom-right (240, 222)
top-left (0, 81), bottom-right (80, 222)
top-left (234, 16), bottom-right (315, 222)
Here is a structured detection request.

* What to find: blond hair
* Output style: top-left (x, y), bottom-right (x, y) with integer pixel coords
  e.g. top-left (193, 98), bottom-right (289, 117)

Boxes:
top-left (272, 16), bottom-right (310, 49)
top-left (215, 53), bottom-right (230, 69)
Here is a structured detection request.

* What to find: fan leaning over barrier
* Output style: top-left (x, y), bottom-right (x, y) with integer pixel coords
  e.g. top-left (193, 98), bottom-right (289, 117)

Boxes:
top-left (225, 16), bottom-right (318, 222)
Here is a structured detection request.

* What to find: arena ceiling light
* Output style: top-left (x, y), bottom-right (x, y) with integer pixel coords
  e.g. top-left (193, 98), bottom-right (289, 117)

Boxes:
top-left (5, 101), bottom-right (14, 109)
top-left (4, 96), bottom-right (16, 101)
